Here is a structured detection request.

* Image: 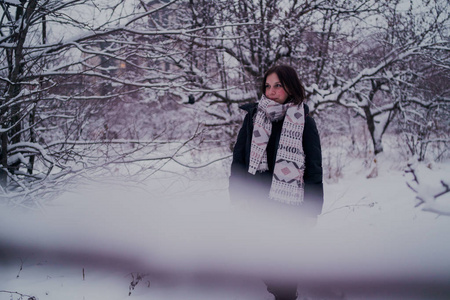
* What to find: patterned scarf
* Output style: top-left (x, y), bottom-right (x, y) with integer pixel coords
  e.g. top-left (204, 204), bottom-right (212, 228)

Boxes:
top-left (248, 95), bottom-right (305, 205)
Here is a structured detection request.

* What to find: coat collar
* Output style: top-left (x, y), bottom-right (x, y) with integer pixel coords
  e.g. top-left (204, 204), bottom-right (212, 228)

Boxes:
top-left (239, 102), bottom-right (258, 113)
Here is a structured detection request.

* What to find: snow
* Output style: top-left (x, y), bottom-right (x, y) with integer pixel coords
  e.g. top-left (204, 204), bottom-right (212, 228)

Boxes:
top-left (6, 153), bottom-right (27, 167)
top-left (1, 146), bottom-right (450, 300)
top-left (3, 0), bottom-right (21, 6)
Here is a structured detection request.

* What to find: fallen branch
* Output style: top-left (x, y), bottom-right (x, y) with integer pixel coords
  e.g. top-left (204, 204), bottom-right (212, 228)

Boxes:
top-left (0, 290), bottom-right (36, 300)
top-left (405, 163), bottom-right (450, 216)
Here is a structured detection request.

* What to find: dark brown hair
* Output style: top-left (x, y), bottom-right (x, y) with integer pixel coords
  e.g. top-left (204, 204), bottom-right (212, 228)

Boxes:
top-left (262, 65), bottom-right (306, 105)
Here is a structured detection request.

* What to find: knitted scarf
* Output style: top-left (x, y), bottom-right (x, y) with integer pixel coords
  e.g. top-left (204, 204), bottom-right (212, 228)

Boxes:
top-left (248, 95), bottom-right (305, 205)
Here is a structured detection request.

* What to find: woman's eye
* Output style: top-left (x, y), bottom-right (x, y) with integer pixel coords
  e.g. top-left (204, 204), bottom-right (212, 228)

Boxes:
top-left (275, 84), bottom-right (282, 88)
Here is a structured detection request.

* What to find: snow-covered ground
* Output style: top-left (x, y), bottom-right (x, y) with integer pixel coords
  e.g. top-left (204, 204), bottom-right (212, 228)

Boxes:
top-left (1, 147), bottom-right (449, 300)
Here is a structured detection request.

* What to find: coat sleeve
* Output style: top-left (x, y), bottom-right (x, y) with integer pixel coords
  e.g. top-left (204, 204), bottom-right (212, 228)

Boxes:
top-left (229, 113), bottom-right (251, 206)
top-left (302, 115), bottom-right (324, 216)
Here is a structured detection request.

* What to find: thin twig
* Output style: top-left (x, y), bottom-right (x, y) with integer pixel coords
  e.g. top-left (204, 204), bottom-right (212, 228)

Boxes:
top-left (0, 290), bottom-right (36, 299)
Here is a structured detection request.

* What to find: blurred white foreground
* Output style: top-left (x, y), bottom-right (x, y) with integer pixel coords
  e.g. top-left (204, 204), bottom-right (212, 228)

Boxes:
top-left (1, 154), bottom-right (450, 300)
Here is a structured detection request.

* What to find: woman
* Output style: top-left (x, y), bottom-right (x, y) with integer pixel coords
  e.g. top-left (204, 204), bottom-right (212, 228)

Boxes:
top-left (229, 65), bottom-right (324, 300)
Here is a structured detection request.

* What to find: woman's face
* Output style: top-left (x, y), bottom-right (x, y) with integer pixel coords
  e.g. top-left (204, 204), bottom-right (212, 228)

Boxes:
top-left (265, 73), bottom-right (289, 104)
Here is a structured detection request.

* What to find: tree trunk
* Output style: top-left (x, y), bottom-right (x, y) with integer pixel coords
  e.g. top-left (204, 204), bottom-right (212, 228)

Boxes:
top-left (363, 105), bottom-right (384, 155)
top-left (0, 132), bottom-right (8, 187)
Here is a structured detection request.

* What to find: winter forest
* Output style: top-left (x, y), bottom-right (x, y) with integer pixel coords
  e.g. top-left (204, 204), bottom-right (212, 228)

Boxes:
top-left (0, 0), bottom-right (449, 299)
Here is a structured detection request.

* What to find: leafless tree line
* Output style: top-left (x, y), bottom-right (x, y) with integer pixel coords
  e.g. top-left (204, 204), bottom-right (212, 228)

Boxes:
top-left (0, 0), bottom-right (448, 202)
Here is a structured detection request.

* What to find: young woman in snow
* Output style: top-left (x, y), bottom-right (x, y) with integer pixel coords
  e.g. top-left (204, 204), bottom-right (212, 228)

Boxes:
top-left (229, 65), bottom-right (324, 300)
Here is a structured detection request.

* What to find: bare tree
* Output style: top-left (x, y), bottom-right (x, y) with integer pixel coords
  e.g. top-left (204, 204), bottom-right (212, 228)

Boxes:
top-left (164, 0), bottom-right (449, 158)
top-left (0, 0), bottom-right (242, 203)
top-left (306, 0), bottom-right (449, 155)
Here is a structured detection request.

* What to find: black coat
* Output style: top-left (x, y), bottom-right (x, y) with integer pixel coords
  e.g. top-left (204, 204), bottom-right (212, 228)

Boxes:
top-left (229, 102), bottom-right (324, 217)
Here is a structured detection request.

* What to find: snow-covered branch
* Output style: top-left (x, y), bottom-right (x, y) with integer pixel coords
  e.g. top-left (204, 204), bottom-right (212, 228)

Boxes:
top-left (406, 162), bottom-right (450, 216)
